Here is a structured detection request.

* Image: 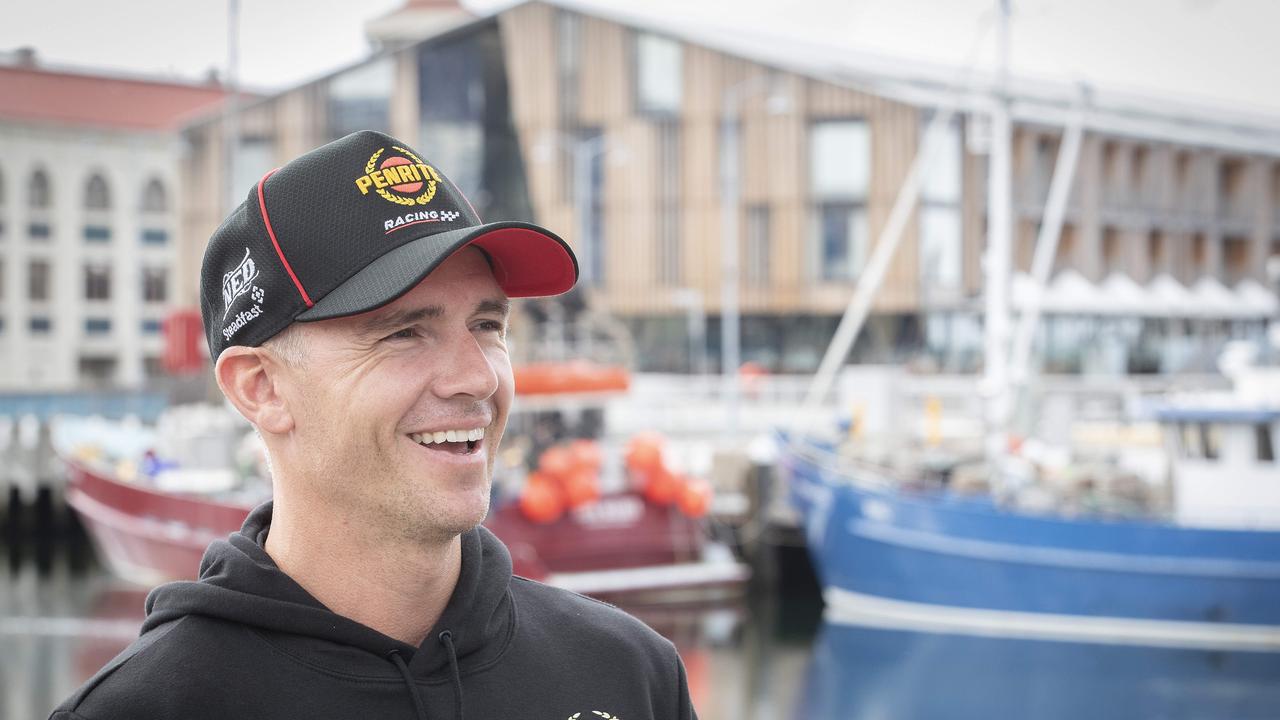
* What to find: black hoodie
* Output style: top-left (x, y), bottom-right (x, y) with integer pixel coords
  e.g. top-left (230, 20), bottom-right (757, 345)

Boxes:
top-left (50, 502), bottom-right (697, 720)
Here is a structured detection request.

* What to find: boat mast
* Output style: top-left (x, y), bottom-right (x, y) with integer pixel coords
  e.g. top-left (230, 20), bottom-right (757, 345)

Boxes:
top-left (983, 0), bottom-right (1014, 469)
top-left (223, 0), bottom-right (241, 215)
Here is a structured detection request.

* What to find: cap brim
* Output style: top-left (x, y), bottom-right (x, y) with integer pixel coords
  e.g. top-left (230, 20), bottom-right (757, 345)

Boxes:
top-left (296, 221), bottom-right (579, 322)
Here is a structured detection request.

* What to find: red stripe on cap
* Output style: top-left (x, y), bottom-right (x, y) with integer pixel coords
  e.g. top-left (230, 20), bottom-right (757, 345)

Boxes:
top-left (257, 169), bottom-right (313, 307)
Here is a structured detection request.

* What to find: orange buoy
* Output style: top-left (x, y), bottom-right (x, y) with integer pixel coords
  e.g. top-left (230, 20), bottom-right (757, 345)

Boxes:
top-left (625, 432), bottom-right (665, 473)
top-left (678, 477), bottom-right (713, 518)
top-left (538, 445), bottom-right (574, 481)
top-left (641, 466), bottom-right (681, 506)
top-left (562, 467), bottom-right (601, 509)
top-left (568, 439), bottom-right (603, 474)
top-left (519, 473), bottom-right (565, 524)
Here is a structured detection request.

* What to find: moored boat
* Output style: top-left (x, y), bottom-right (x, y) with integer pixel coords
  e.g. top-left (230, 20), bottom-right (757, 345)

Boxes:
top-left (56, 361), bottom-right (748, 601)
top-left (782, 357), bottom-right (1280, 650)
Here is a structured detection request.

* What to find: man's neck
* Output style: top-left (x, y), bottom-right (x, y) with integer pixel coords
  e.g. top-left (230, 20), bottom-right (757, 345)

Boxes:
top-left (263, 495), bottom-right (461, 647)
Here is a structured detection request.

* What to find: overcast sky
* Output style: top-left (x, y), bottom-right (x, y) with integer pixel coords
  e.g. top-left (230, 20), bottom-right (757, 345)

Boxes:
top-left (4, 0), bottom-right (1278, 117)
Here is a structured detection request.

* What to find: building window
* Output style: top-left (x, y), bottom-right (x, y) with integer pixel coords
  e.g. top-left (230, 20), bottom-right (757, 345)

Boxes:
top-left (232, 136), bottom-right (277, 204)
top-left (1101, 140), bottom-right (1122, 204)
top-left (78, 356), bottom-right (116, 386)
top-left (1218, 157), bottom-right (1247, 221)
top-left (418, 36), bottom-right (486, 201)
top-left (84, 264), bottom-right (111, 301)
top-left (84, 173), bottom-right (111, 210)
top-left (144, 356), bottom-right (164, 378)
top-left (745, 205), bottom-right (771, 287)
top-left (142, 319), bottom-right (162, 335)
top-left (29, 316), bottom-right (52, 334)
top-left (28, 260), bottom-right (50, 301)
top-left (1191, 233), bottom-right (1209, 278)
top-left (327, 58), bottom-right (393, 141)
top-left (0, 259), bottom-right (4, 297)
top-left (557, 10), bottom-right (582, 121)
top-left (29, 168), bottom-right (50, 209)
top-left (142, 267), bottom-right (168, 303)
top-left (141, 228), bottom-right (168, 245)
top-left (140, 177), bottom-right (168, 213)
top-left (29, 222), bottom-right (50, 240)
top-left (1223, 235), bottom-right (1250, 284)
top-left (1030, 134), bottom-right (1057, 206)
top-left (84, 318), bottom-right (112, 334)
top-left (84, 225), bottom-right (111, 242)
top-left (1147, 230), bottom-right (1166, 277)
top-left (813, 202), bottom-right (868, 282)
top-left (1133, 146), bottom-right (1150, 207)
top-left (1102, 227), bottom-right (1123, 276)
top-left (0, 317), bottom-right (5, 334)
top-left (809, 119), bottom-right (870, 281)
top-left (1258, 424), bottom-right (1276, 462)
top-left (634, 32), bottom-right (681, 115)
top-left (919, 118), bottom-right (963, 294)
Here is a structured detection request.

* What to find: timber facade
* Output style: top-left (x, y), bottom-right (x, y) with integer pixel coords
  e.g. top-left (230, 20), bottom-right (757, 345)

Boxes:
top-left (179, 0), bottom-right (1280, 374)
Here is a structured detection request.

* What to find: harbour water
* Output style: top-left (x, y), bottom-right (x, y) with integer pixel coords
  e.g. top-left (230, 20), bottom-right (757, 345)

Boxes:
top-left (4, 538), bottom-right (1280, 720)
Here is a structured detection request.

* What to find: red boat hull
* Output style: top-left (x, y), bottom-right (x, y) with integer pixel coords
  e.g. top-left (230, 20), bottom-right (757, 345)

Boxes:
top-left (64, 459), bottom-right (748, 597)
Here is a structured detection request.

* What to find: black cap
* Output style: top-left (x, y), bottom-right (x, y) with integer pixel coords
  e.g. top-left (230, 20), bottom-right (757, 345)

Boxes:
top-left (200, 130), bottom-right (578, 360)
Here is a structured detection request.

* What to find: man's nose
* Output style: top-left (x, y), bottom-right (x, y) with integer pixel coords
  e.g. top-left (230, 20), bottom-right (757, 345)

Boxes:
top-left (432, 331), bottom-right (500, 400)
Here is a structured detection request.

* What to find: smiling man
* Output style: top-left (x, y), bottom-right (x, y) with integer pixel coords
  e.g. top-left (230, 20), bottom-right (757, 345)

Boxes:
top-left (51, 131), bottom-right (697, 720)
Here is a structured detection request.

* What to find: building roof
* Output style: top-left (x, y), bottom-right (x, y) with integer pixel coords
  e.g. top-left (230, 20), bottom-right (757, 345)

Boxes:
top-left (0, 64), bottom-right (232, 132)
top-left (541, 0), bottom-right (1280, 157)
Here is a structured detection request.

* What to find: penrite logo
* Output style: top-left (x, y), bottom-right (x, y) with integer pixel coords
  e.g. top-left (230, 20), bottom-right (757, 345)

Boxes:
top-left (355, 146), bottom-right (442, 207)
top-left (222, 248), bottom-right (260, 319)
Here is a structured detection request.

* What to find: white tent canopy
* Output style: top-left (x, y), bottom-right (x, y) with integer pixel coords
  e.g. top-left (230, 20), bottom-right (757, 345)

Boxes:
top-left (1236, 279), bottom-right (1280, 317)
top-left (1013, 271), bottom-right (1278, 319)
top-left (1192, 276), bottom-right (1251, 318)
top-left (1148, 274), bottom-right (1201, 318)
top-left (1099, 272), bottom-right (1159, 317)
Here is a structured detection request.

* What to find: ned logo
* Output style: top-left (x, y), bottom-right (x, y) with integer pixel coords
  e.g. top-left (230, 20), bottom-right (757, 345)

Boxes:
top-left (222, 248), bottom-right (259, 319)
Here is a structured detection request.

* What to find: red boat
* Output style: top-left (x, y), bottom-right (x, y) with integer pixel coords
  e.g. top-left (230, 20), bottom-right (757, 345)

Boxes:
top-left (58, 365), bottom-right (749, 600)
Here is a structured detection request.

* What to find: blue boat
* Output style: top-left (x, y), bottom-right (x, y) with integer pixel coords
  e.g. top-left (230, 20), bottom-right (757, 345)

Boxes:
top-left (782, 396), bottom-right (1280, 649)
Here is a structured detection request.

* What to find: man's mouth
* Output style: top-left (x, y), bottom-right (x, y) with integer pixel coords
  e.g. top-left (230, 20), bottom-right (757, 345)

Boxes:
top-left (408, 428), bottom-right (484, 455)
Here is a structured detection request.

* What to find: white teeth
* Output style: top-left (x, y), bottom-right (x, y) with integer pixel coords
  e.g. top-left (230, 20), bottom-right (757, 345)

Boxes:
top-left (412, 428), bottom-right (485, 446)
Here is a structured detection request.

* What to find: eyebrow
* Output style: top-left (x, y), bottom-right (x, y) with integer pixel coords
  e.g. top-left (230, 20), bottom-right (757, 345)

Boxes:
top-left (355, 297), bottom-right (510, 337)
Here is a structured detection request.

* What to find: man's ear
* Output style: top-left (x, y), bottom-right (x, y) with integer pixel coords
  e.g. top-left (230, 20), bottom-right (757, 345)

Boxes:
top-left (214, 347), bottom-right (295, 435)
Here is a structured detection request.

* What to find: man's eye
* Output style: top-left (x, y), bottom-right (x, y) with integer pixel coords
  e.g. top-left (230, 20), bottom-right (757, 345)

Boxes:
top-left (477, 320), bottom-right (506, 333)
top-left (384, 327), bottom-right (417, 340)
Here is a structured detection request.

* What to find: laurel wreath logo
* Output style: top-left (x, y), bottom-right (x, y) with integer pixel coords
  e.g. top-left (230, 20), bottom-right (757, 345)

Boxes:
top-left (364, 146), bottom-right (437, 206)
top-left (568, 712), bottom-right (621, 720)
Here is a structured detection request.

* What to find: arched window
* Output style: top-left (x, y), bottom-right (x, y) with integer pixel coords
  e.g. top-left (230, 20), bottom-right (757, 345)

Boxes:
top-left (140, 177), bottom-right (168, 213)
top-left (29, 168), bottom-right (50, 209)
top-left (85, 173), bottom-right (111, 210)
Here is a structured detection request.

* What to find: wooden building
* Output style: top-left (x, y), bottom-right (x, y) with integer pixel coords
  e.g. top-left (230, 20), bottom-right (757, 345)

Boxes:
top-left (179, 0), bottom-right (1280, 374)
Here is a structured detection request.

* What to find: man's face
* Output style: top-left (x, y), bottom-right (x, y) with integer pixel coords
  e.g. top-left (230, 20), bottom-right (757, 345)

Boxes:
top-left (279, 247), bottom-right (514, 543)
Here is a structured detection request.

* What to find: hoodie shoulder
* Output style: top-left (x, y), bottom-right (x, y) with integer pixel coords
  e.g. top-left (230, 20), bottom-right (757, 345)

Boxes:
top-left (508, 576), bottom-right (682, 672)
top-left (50, 614), bottom-right (263, 720)
top-left (48, 618), bottom-right (184, 720)
top-left (505, 577), bottom-right (695, 720)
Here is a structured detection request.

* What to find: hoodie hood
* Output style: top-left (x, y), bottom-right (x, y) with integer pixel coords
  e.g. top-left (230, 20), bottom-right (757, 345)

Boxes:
top-left (143, 501), bottom-right (515, 681)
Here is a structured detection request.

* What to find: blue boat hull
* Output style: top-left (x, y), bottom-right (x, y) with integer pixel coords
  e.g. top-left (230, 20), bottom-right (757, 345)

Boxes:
top-left (782, 442), bottom-right (1280, 638)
